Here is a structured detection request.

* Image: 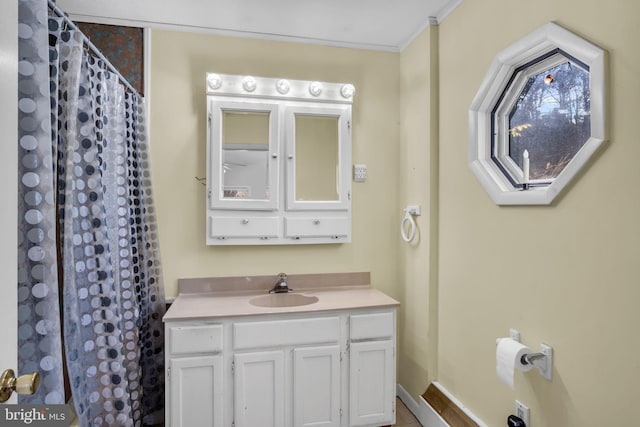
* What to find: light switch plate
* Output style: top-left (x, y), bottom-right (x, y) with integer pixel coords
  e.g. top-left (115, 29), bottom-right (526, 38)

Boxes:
top-left (353, 164), bottom-right (367, 182)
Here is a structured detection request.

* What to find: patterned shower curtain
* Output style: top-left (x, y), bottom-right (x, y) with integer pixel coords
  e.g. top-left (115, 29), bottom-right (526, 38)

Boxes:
top-left (18, 1), bottom-right (166, 425)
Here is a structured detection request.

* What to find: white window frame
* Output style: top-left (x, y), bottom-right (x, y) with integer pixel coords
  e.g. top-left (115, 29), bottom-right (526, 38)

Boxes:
top-left (469, 22), bottom-right (607, 205)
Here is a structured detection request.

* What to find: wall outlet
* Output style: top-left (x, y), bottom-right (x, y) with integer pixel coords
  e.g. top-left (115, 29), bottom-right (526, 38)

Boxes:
top-left (515, 400), bottom-right (530, 426)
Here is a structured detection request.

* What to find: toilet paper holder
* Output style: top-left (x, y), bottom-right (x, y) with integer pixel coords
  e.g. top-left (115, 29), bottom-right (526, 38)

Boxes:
top-left (497, 333), bottom-right (553, 381)
top-left (523, 344), bottom-right (552, 381)
top-left (521, 351), bottom-right (550, 373)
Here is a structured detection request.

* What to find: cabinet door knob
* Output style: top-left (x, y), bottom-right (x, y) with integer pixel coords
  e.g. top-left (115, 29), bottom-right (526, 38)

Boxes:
top-left (242, 219), bottom-right (249, 225)
top-left (271, 153), bottom-right (278, 159)
top-left (313, 220), bottom-right (320, 225)
top-left (0, 369), bottom-right (40, 402)
top-left (288, 154), bottom-right (294, 160)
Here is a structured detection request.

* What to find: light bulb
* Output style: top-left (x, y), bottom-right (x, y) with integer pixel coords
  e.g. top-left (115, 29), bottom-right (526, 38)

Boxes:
top-left (207, 74), bottom-right (222, 90)
top-left (309, 81), bottom-right (322, 96)
top-left (341, 84), bottom-right (355, 99)
top-left (243, 76), bottom-right (257, 92)
top-left (276, 79), bottom-right (290, 94)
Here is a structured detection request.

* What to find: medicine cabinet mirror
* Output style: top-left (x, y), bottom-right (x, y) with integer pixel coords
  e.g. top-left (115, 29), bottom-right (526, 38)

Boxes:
top-left (286, 105), bottom-right (351, 211)
top-left (469, 22), bottom-right (607, 205)
top-left (206, 73), bottom-right (354, 245)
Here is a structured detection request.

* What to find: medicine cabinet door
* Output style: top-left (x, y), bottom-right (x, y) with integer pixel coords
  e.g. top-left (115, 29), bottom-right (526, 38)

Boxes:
top-left (285, 105), bottom-right (351, 211)
top-left (208, 99), bottom-right (279, 210)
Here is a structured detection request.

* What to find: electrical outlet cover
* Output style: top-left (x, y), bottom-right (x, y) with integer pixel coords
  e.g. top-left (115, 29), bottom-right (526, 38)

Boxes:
top-left (515, 400), bottom-right (530, 426)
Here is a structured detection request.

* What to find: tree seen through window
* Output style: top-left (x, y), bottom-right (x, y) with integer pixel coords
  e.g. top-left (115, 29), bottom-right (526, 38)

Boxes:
top-left (508, 60), bottom-right (591, 180)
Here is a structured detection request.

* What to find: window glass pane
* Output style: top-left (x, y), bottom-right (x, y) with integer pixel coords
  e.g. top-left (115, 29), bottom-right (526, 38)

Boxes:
top-left (509, 61), bottom-right (590, 180)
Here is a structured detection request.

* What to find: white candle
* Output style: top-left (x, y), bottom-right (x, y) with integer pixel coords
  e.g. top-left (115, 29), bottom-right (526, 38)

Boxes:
top-left (523, 149), bottom-right (530, 185)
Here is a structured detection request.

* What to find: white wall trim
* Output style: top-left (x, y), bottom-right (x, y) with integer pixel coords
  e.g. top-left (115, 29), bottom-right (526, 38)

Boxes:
top-left (396, 383), bottom-right (448, 427)
top-left (396, 384), bottom-right (421, 417)
top-left (398, 0), bottom-right (464, 52)
top-left (432, 382), bottom-right (489, 427)
top-left (417, 395), bottom-right (448, 427)
top-left (65, 13), bottom-right (403, 53)
top-left (434, 0), bottom-right (464, 24)
top-left (396, 382), bottom-right (488, 427)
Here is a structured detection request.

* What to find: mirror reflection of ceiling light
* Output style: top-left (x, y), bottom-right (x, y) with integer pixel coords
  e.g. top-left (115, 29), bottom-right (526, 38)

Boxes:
top-left (276, 79), bottom-right (290, 94)
top-left (309, 81), bottom-right (322, 96)
top-left (341, 84), bottom-right (355, 99)
top-left (243, 76), bottom-right (257, 92)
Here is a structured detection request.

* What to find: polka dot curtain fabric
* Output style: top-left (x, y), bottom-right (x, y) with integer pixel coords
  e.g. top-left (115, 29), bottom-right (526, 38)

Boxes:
top-left (18, 1), bottom-right (166, 426)
top-left (18, 0), bottom-right (65, 406)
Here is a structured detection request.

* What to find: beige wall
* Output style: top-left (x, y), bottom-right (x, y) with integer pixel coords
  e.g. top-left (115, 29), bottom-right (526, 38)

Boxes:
top-left (397, 26), bottom-right (439, 399)
top-left (437, 1), bottom-right (640, 427)
top-left (149, 30), bottom-right (402, 301)
top-left (150, 3), bottom-right (640, 423)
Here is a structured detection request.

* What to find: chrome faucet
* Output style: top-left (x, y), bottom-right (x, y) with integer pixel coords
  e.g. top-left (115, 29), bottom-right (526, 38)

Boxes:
top-left (269, 273), bottom-right (292, 294)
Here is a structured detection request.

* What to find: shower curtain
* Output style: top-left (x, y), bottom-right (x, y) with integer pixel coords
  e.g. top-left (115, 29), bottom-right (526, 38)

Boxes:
top-left (18, 0), bottom-right (166, 425)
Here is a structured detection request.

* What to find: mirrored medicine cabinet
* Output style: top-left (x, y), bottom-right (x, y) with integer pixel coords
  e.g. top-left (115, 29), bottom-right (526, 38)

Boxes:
top-left (206, 73), bottom-right (355, 245)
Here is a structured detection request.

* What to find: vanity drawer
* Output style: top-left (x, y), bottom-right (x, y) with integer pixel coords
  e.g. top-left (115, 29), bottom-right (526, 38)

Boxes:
top-left (350, 311), bottom-right (394, 340)
top-left (169, 324), bottom-right (223, 355)
top-left (284, 217), bottom-right (349, 238)
top-left (233, 316), bottom-right (340, 350)
top-left (209, 216), bottom-right (280, 239)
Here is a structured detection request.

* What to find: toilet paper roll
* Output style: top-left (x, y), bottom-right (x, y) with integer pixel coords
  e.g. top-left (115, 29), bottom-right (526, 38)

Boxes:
top-left (496, 338), bottom-right (534, 389)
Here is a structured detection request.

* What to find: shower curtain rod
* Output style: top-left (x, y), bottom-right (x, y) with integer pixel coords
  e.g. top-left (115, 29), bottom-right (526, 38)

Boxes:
top-left (47, 0), bottom-right (141, 98)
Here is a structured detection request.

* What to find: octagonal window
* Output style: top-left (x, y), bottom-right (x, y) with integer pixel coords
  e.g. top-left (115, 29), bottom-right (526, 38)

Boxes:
top-left (469, 23), bottom-right (607, 205)
top-left (493, 50), bottom-right (591, 187)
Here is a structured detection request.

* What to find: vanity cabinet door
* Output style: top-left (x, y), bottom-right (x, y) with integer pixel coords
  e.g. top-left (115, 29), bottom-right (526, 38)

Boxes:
top-left (169, 355), bottom-right (223, 427)
top-left (293, 345), bottom-right (341, 427)
top-left (234, 350), bottom-right (285, 427)
top-left (349, 340), bottom-right (395, 427)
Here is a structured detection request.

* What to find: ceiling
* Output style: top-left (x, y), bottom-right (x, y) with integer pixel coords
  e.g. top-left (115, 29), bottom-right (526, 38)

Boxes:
top-left (58, 0), bottom-right (463, 51)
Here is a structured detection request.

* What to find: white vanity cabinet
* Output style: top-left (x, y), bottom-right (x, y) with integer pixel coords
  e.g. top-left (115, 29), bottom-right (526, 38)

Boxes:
top-left (205, 73), bottom-right (354, 246)
top-left (165, 324), bottom-right (225, 427)
top-left (348, 312), bottom-right (396, 426)
top-left (165, 308), bottom-right (396, 427)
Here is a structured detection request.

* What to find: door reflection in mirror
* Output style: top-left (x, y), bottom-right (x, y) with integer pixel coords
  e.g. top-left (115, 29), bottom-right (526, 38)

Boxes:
top-left (222, 111), bottom-right (270, 200)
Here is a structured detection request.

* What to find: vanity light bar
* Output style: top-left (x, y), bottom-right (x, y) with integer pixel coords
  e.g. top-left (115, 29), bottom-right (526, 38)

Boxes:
top-left (206, 73), bottom-right (355, 104)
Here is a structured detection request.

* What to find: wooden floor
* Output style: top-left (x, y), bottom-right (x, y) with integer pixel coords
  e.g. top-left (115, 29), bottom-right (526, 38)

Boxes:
top-left (392, 397), bottom-right (422, 426)
top-left (150, 398), bottom-right (420, 427)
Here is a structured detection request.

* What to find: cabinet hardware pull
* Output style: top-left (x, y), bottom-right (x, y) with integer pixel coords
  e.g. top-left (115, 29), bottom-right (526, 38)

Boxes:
top-left (313, 220), bottom-right (320, 225)
top-left (241, 219), bottom-right (249, 224)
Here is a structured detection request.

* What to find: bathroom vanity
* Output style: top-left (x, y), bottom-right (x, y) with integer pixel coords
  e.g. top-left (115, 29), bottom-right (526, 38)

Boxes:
top-left (163, 273), bottom-right (399, 427)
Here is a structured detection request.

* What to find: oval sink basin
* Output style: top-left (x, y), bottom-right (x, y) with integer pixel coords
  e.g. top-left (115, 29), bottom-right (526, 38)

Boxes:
top-left (250, 293), bottom-right (319, 308)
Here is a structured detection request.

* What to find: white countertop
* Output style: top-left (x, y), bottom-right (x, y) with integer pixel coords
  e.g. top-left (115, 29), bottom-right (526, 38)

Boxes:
top-left (163, 273), bottom-right (399, 321)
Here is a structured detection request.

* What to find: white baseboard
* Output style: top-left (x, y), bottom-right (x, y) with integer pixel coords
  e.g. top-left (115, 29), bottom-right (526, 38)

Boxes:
top-left (396, 382), bottom-right (487, 427)
top-left (396, 383), bottom-right (448, 427)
